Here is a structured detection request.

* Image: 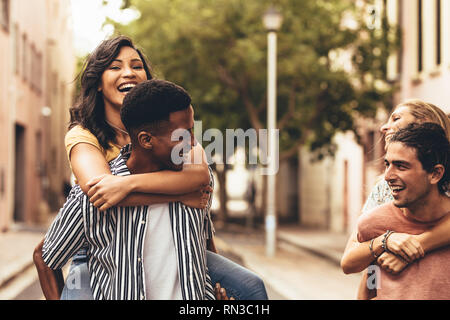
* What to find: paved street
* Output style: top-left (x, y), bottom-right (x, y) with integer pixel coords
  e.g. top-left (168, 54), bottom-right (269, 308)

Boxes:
top-left (1, 224), bottom-right (361, 300)
top-left (216, 227), bottom-right (361, 300)
top-left (0, 265), bottom-right (44, 300)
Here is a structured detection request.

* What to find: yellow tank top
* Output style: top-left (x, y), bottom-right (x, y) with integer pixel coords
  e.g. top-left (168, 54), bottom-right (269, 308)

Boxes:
top-left (65, 125), bottom-right (122, 164)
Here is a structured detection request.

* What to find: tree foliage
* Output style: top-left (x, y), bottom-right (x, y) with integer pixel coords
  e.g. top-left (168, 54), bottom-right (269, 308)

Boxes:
top-left (107, 0), bottom-right (398, 160)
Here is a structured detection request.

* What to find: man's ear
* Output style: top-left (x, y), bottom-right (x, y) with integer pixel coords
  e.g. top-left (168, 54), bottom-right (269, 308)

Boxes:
top-left (137, 131), bottom-right (153, 150)
top-left (430, 164), bottom-right (445, 185)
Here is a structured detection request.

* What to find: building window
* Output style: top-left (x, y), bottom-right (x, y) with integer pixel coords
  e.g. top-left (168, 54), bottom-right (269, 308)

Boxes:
top-left (417, 0), bottom-right (423, 72)
top-left (36, 53), bottom-right (42, 93)
top-left (24, 43), bottom-right (43, 93)
top-left (22, 34), bottom-right (27, 82)
top-left (385, 0), bottom-right (402, 81)
top-left (436, 0), bottom-right (441, 66)
top-left (0, 167), bottom-right (4, 197)
top-left (13, 24), bottom-right (19, 74)
top-left (30, 44), bottom-right (36, 91)
top-left (52, 72), bottom-right (59, 100)
top-left (0, 0), bottom-right (9, 32)
top-left (36, 131), bottom-right (44, 176)
top-left (396, 0), bottom-right (402, 75)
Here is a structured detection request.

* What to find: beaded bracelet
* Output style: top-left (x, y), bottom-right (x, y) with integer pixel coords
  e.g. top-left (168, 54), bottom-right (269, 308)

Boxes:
top-left (369, 238), bottom-right (379, 258)
top-left (381, 230), bottom-right (395, 252)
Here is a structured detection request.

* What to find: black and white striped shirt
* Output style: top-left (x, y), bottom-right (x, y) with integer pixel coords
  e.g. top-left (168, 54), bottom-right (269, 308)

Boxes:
top-left (43, 144), bottom-right (216, 300)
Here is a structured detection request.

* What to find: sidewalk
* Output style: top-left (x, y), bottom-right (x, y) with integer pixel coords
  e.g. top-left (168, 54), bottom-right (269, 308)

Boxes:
top-left (215, 224), bottom-right (348, 266)
top-left (276, 226), bottom-right (348, 266)
top-left (0, 225), bottom-right (46, 289)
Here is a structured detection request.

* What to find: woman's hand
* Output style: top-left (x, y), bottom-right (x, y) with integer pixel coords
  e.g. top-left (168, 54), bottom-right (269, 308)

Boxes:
top-left (377, 252), bottom-right (409, 275)
top-left (215, 283), bottom-right (235, 300)
top-left (87, 174), bottom-right (133, 211)
top-left (180, 185), bottom-right (212, 209)
top-left (386, 233), bottom-right (424, 263)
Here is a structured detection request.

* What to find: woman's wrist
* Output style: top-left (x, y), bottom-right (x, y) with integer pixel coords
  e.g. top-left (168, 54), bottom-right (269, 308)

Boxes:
top-left (415, 232), bottom-right (431, 253)
top-left (125, 175), bottom-right (138, 193)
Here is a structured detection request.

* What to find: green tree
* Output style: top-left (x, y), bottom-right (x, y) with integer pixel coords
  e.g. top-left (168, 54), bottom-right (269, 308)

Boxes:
top-left (106, 0), bottom-right (399, 220)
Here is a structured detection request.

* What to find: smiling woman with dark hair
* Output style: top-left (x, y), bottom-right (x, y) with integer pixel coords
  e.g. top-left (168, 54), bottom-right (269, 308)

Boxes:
top-left (33, 35), bottom-right (267, 300)
top-left (69, 36), bottom-right (153, 153)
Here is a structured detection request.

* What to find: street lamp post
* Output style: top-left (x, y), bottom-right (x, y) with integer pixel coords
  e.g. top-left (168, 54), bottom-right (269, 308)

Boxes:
top-left (263, 7), bottom-right (282, 257)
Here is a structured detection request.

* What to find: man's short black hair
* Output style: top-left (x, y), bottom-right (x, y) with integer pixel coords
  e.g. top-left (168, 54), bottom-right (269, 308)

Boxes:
top-left (121, 79), bottom-right (191, 136)
top-left (389, 122), bottom-right (450, 194)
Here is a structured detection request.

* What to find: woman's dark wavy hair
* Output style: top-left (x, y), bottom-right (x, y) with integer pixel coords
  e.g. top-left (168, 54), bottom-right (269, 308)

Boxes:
top-left (69, 36), bottom-right (153, 150)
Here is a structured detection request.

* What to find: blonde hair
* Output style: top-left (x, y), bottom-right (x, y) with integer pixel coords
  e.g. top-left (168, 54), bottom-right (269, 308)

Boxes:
top-left (396, 99), bottom-right (450, 141)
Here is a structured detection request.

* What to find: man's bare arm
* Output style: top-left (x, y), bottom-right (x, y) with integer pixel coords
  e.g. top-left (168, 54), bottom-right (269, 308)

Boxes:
top-left (33, 238), bottom-right (64, 300)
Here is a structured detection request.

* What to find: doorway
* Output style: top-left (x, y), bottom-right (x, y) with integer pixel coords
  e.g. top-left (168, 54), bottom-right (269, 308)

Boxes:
top-left (14, 124), bottom-right (26, 222)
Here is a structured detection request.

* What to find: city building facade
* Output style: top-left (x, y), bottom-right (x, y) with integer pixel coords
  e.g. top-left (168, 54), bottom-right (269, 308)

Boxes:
top-left (0, 0), bottom-right (75, 231)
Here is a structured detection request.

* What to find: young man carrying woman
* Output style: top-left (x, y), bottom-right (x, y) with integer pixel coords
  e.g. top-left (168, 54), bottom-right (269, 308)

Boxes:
top-left (43, 79), bottom-right (218, 300)
top-left (33, 36), bottom-right (267, 300)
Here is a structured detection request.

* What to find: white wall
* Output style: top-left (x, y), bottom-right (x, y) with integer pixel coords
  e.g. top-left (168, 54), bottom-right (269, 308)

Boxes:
top-left (298, 131), bottom-right (364, 233)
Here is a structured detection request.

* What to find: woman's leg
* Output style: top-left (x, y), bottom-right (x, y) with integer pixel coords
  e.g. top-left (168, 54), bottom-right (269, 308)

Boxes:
top-left (207, 250), bottom-right (268, 300)
top-left (60, 252), bottom-right (94, 300)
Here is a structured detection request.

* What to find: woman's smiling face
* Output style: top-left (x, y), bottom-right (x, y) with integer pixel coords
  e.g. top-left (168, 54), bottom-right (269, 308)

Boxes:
top-left (380, 106), bottom-right (417, 143)
top-left (98, 46), bottom-right (148, 111)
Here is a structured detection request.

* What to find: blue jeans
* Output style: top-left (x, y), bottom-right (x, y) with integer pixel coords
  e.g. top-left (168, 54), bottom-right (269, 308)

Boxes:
top-left (206, 251), bottom-right (268, 300)
top-left (61, 249), bottom-right (268, 300)
top-left (60, 248), bottom-right (93, 300)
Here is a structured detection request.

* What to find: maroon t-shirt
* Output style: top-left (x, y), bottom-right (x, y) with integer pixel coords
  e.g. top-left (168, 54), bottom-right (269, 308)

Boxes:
top-left (358, 203), bottom-right (450, 300)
